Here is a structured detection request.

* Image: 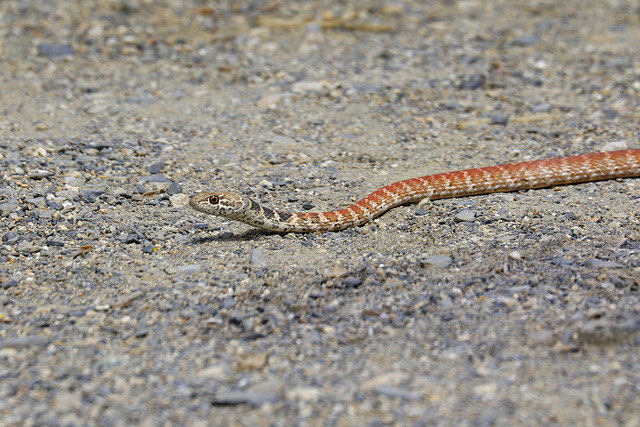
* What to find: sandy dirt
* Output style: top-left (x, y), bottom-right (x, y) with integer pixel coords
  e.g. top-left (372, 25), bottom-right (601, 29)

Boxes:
top-left (1, 0), bottom-right (640, 425)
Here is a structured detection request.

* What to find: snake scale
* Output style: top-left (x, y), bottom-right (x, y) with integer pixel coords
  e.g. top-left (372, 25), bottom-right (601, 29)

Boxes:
top-left (189, 149), bottom-right (640, 233)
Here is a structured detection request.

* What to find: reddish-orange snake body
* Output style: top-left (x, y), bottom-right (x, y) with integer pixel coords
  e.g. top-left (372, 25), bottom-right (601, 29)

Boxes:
top-left (190, 149), bottom-right (640, 233)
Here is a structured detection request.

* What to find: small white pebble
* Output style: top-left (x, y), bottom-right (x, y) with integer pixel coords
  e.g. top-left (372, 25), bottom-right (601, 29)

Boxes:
top-left (508, 251), bottom-right (522, 260)
top-left (601, 141), bottom-right (628, 152)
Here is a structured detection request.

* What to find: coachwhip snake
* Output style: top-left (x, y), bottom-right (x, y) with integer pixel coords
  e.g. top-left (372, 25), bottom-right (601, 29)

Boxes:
top-left (190, 149), bottom-right (640, 233)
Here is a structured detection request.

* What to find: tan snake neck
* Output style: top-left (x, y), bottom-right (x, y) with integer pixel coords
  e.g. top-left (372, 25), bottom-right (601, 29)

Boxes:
top-left (189, 149), bottom-right (640, 233)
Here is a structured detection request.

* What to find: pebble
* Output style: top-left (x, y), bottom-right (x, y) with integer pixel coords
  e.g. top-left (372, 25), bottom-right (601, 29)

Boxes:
top-left (17, 242), bottom-right (42, 254)
top-left (197, 363), bottom-right (231, 380)
top-left (601, 141), bottom-right (629, 152)
top-left (526, 330), bottom-right (555, 347)
top-left (0, 202), bottom-right (19, 217)
top-left (584, 259), bottom-right (624, 269)
top-left (511, 35), bottom-right (540, 46)
top-left (291, 79), bottom-right (332, 93)
top-left (169, 193), bottom-right (190, 208)
top-left (576, 318), bottom-right (640, 345)
top-left (80, 189), bottom-right (106, 203)
top-left (343, 277), bottom-right (363, 287)
top-left (361, 372), bottom-right (410, 391)
top-left (134, 317), bottom-right (151, 338)
top-left (454, 209), bottom-right (476, 222)
top-left (112, 291), bottom-right (145, 308)
top-left (237, 353), bottom-right (268, 371)
top-left (0, 336), bottom-right (50, 349)
top-left (250, 248), bottom-right (267, 266)
top-left (176, 264), bottom-right (201, 274)
top-left (141, 244), bottom-right (155, 253)
top-left (2, 231), bottom-right (19, 243)
top-left (256, 93), bottom-right (290, 109)
top-left (420, 255), bottom-right (452, 269)
top-left (372, 385), bottom-right (421, 400)
top-left (473, 383), bottom-right (498, 398)
top-left (285, 386), bottom-right (322, 402)
top-left (532, 103), bottom-right (553, 113)
top-left (148, 161), bottom-right (165, 174)
top-left (461, 73), bottom-right (485, 90)
top-left (166, 182), bottom-right (182, 195)
top-left (37, 43), bottom-right (75, 58)
top-left (28, 170), bottom-right (55, 179)
top-left (84, 103), bottom-right (109, 115)
top-left (1, 280), bottom-right (19, 289)
top-left (211, 391), bottom-right (280, 406)
top-left (490, 116), bottom-right (509, 126)
top-left (508, 251), bottom-right (522, 260)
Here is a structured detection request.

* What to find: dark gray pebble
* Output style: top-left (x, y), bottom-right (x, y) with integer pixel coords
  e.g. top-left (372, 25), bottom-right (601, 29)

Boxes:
top-left (526, 126), bottom-right (542, 134)
top-left (135, 318), bottom-right (150, 338)
top-left (167, 182), bottom-right (182, 195)
top-left (39, 210), bottom-right (53, 219)
top-left (584, 259), bottom-right (624, 269)
top-left (0, 336), bottom-right (50, 349)
top-left (344, 277), bottom-right (363, 287)
top-left (0, 201), bottom-right (20, 216)
top-left (511, 35), bottom-right (540, 46)
top-left (122, 233), bottom-right (145, 244)
top-left (26, 197), bottom-right (46, 208)
top-left (229, 312), bottom-right (244, 325)
top-left (491, 116), bottom-right (509, 125)
top-left (80, 189), bottom-right (106, 203)
top-left (37, 43), bottom-right (75, 58)
top-left (461, 73), bottom-right (485, 90)
top-left (1, 280), bottom-right (18, 289)
top-left (211, 391), bottom-right (280, 406)
top-left (602, 108), bottom-right (617, 120)
top-left (2, 231), bottom-right (19, 244)
top-left (141, 244), bottom-right (155, 253)
top-left (148, 162), bottom-right (165, 174)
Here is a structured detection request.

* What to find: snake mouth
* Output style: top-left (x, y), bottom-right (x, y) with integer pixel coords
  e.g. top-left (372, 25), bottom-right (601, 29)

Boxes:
top-left (188, 193), bottom-right (204, 209)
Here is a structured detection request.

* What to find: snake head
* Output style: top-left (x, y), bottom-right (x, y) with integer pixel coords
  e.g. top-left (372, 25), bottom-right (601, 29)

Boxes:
top-left (189, 191), bottom-right (248, 217)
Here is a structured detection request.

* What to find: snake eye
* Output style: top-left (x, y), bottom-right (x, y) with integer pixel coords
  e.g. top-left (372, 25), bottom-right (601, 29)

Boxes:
top-left (208, 195), bottom-right (219, 204)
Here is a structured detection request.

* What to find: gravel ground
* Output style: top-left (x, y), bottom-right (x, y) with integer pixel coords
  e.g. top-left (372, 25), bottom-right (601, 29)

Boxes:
top-left (2, 0), bottom-right (640, 425)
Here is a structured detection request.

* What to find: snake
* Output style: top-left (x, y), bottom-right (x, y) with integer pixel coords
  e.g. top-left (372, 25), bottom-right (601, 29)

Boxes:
top-left (189, 149), bottom-right (640, 233)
